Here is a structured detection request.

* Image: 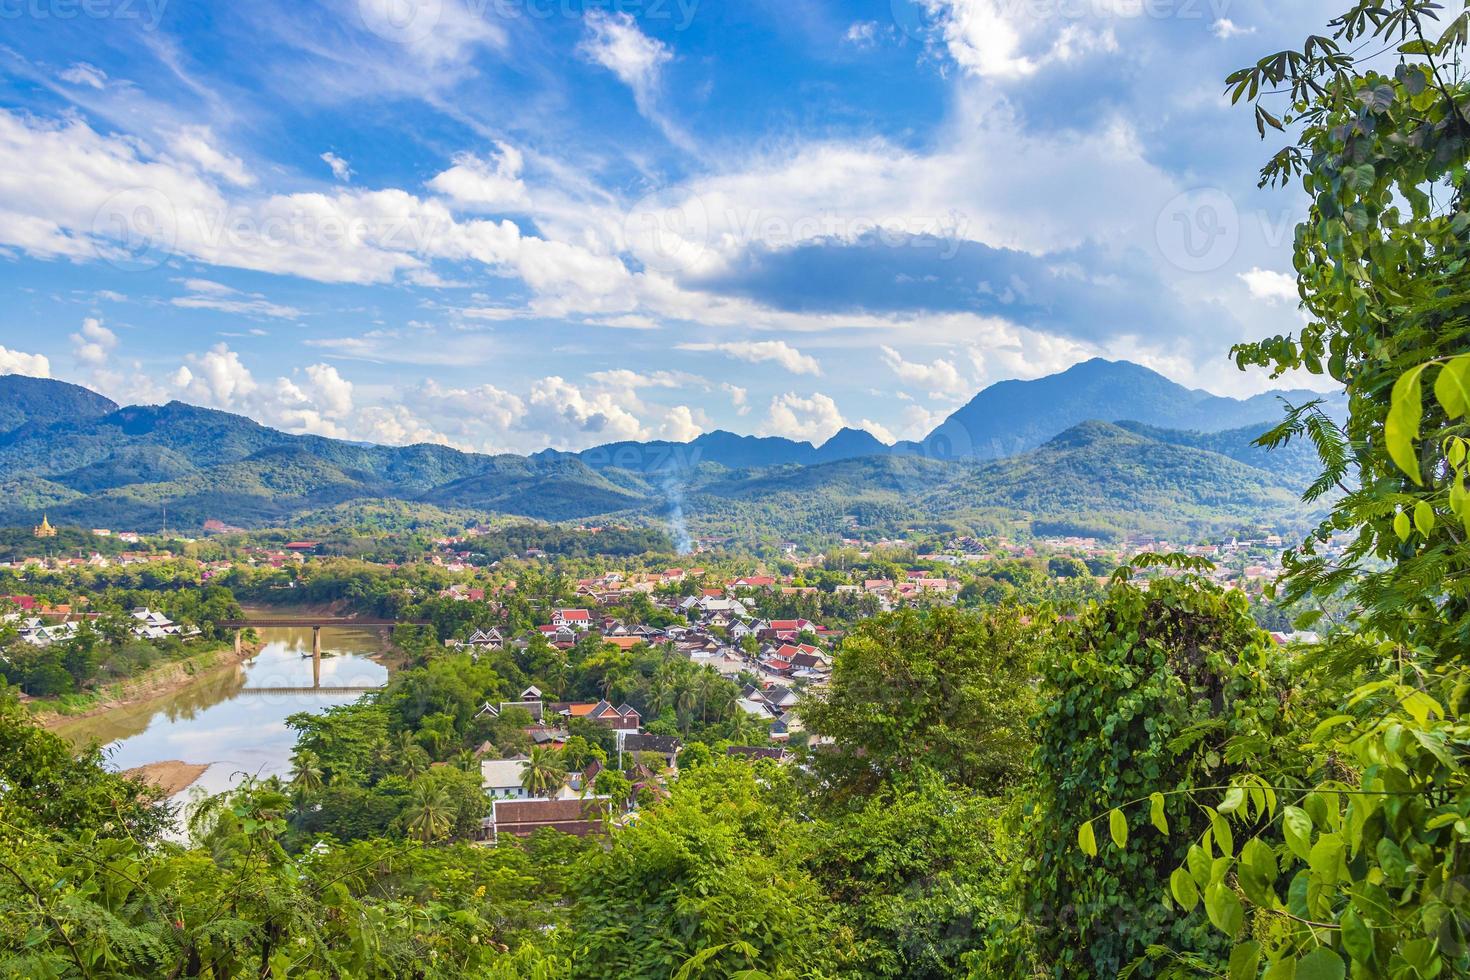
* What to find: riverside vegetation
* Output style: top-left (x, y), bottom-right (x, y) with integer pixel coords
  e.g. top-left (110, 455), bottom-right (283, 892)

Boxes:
top-left (1, 2), bottom-right (1469, 976)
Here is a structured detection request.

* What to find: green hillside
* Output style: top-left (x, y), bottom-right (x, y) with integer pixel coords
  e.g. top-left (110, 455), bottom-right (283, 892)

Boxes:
top-left (925, 420), bottom-right (1313, 539)
top-left (0, 377), bottom-right (1318, 541)
top-left (0, 374), bottom-right (117, 435)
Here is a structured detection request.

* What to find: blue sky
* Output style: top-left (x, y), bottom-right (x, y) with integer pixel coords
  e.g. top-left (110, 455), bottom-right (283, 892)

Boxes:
top-left (0, 0), bottom-right (1335, 453)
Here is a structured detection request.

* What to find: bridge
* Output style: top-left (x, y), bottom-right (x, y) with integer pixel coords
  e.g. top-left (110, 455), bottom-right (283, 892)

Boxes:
top-left (223, 617), bottom-right (429, 689)
top-left (239, 685), bottom-right (384, 696)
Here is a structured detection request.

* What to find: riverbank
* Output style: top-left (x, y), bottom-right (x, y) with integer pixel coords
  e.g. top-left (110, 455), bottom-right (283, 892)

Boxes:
top-left (32, 640), bottom-right (258, 730)
top-left (123, 760), bottom-right (211, 796)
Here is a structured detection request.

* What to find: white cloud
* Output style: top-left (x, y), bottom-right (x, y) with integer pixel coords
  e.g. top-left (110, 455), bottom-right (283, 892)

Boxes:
top-left (427, 144), bottom-right (530, 211)
top-left (926, 0), bottom-right (1118, 80)
top-left (70, 317), bottom-right (118, 366)
top-left (0, 345), bottom-right (50, 377)
top-left (659, 404), bottom-right (705, 441)
top-left (844, 21), bottom-right (881, 48)
top-left (172, 280), bottom-right (304, 319)
top-left (677, 340), bottom-right (821, 375)
top-left (1211, 19), bottom-right (1256, 40)
top-left (721, 382), bottom-right (750, 415)
top-left (762, 392), bottom-right (846, 443)
top-left (577, 11), bottom-right (691, 148)
top-left (579, 11), bottom-right (671, 111)
top-left (174, 344), bottom-right (258, 407)
top-left (320, 151), bottom-right (353, 182)
top-left (879, 345), bottom-right (967, 395)
top-left (167, 126), bottom-right (255, 188)
top-left (859, 418), bottom-right (896, 443)
top-left (58, 63), bottom-right (107, 88)
top-left (1239, 267), bottom-right (1297, 304)
top-left (525, 375), bottom-right (649, 448)
top-left (587, 368), bottom-right (706, 390)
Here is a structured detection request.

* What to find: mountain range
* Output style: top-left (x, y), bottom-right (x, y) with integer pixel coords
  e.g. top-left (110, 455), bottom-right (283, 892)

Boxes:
top-left (0, 360), bottom-right (1330, 543)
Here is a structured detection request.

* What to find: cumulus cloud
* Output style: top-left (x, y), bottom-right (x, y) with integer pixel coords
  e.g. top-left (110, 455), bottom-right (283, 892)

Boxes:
top-left (879, 345), bottom-right (968, 395)
top-left (428, 144), bottom-right (530, 211)
top-left (721, 382), bottom-right (750, 415)
top-left (1239, 267), bottom-right (1297, 304)
top-left (762, 392), bottom-right (846, 444)
top-left (926, 0), bottom-right (1118, 80)
top-left (677, 340), bottom-right (821, 375)
top-left (0, 345), bottom-right (50, 377)
top-left (70, 318), bottom-right (117, 367)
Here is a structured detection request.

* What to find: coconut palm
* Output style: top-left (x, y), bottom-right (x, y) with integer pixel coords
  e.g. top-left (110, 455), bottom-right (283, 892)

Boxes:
top-left (290, 749), bottom-right (324, 796)
top-left (519, 747), bottom-right (568, 798)
top-left (399, 744), bottom-right (430, 779)
top-left (404, 782), bottom-right (453, 843)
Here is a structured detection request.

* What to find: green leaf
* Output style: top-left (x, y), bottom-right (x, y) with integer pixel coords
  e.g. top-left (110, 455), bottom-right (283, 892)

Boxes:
top-left (1436, 355), bottom-right (1470, 419)
top-left (1078, 819), bottom-right (1096, 857)
top-left (1282, 806), bottom-right (1312, 861)
top-left (1204, 882), bottom-right (1244, 938)
top-left (1264, 957), bottom-right (1297, 980)
top-left (1210, 809), bottom-right (1234, 857)
top-left (1149, 792), bottom-right (1168, 834)
top-left (1385, 365), bottom-right (1427, 484)
top-left (1170, 866), bottom-right (1199, 911)
top-left (1218, 786), bottom-right (1245, 815)
top-left (1394, 510), bottom-right (1412, 542)
top-left (1229, 941), bottom-right (1262, 980)
top-left (1295, 948), bottom-right (1346, 980)
top-left (1413, 500), bottom-right (1435, 536)
top-left (1109, 807), bottom-right (1128, 849)
top-left (1340, 907), bottom-right (1374, 965)
top-left (1307, 833), bottom-right (1343, 886)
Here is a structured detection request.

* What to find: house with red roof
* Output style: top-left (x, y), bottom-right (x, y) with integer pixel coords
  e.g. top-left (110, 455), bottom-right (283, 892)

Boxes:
top-left (551, 608), bottom-right (592, 630)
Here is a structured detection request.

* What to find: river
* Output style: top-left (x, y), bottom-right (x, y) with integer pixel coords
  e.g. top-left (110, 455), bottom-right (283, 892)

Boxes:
top-left (56, 625), bottom-right (391, 805)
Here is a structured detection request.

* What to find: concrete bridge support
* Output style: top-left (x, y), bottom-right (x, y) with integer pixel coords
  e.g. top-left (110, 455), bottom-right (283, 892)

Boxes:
top-left (312, 626), bottom-right (322, 689)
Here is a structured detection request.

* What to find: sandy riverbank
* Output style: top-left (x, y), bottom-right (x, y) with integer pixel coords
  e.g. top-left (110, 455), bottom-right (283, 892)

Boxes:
top-left (35, 641), bottom-right (258, 730)
top-left (122, 760), bottom-right (211, 796)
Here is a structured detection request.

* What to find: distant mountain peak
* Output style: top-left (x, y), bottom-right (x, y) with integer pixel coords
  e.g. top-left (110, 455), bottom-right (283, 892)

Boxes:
top-left (0, 374), bottom-right (118, 436)
top-left (921, 358), bottom-right (1334, 460)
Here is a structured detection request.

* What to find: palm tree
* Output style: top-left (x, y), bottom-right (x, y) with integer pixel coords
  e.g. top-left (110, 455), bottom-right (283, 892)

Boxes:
top-left (519, 747), bottom-right (568, 799)
top-left (399, 744), bottom-right (430, 779)
top-left (290, 749), bottom-right (324, 796)
top-left (405, 782), bottom-right (453, 843)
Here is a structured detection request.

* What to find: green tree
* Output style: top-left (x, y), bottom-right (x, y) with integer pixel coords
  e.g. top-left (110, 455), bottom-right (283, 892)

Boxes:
top-left (520, 747), bottom-right (568, 798)
top-left (404, 781), bottom-right (454, 843)
top-left (800, 605), bottom-right (1040, 796)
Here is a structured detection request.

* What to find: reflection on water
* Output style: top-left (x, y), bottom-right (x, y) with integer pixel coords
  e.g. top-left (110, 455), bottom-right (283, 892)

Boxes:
top-left (57, 627), bottom-right (390, 801)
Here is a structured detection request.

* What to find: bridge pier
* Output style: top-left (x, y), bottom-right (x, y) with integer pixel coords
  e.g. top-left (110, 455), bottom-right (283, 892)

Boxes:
top-left (312, 626), bottom-right (322, 688)
top-left (234, 630), bottom-right (242, 656)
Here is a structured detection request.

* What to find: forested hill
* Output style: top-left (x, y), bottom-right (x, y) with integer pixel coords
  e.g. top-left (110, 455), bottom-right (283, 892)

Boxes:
top-left (0, 372), bottom-right (1318, 540)
top-left (0, 374), bottom-right (118, 436)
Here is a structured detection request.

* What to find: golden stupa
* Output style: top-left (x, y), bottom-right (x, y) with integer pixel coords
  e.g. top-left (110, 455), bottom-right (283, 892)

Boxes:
top-left (33, 514), bottom-right (57, 538)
